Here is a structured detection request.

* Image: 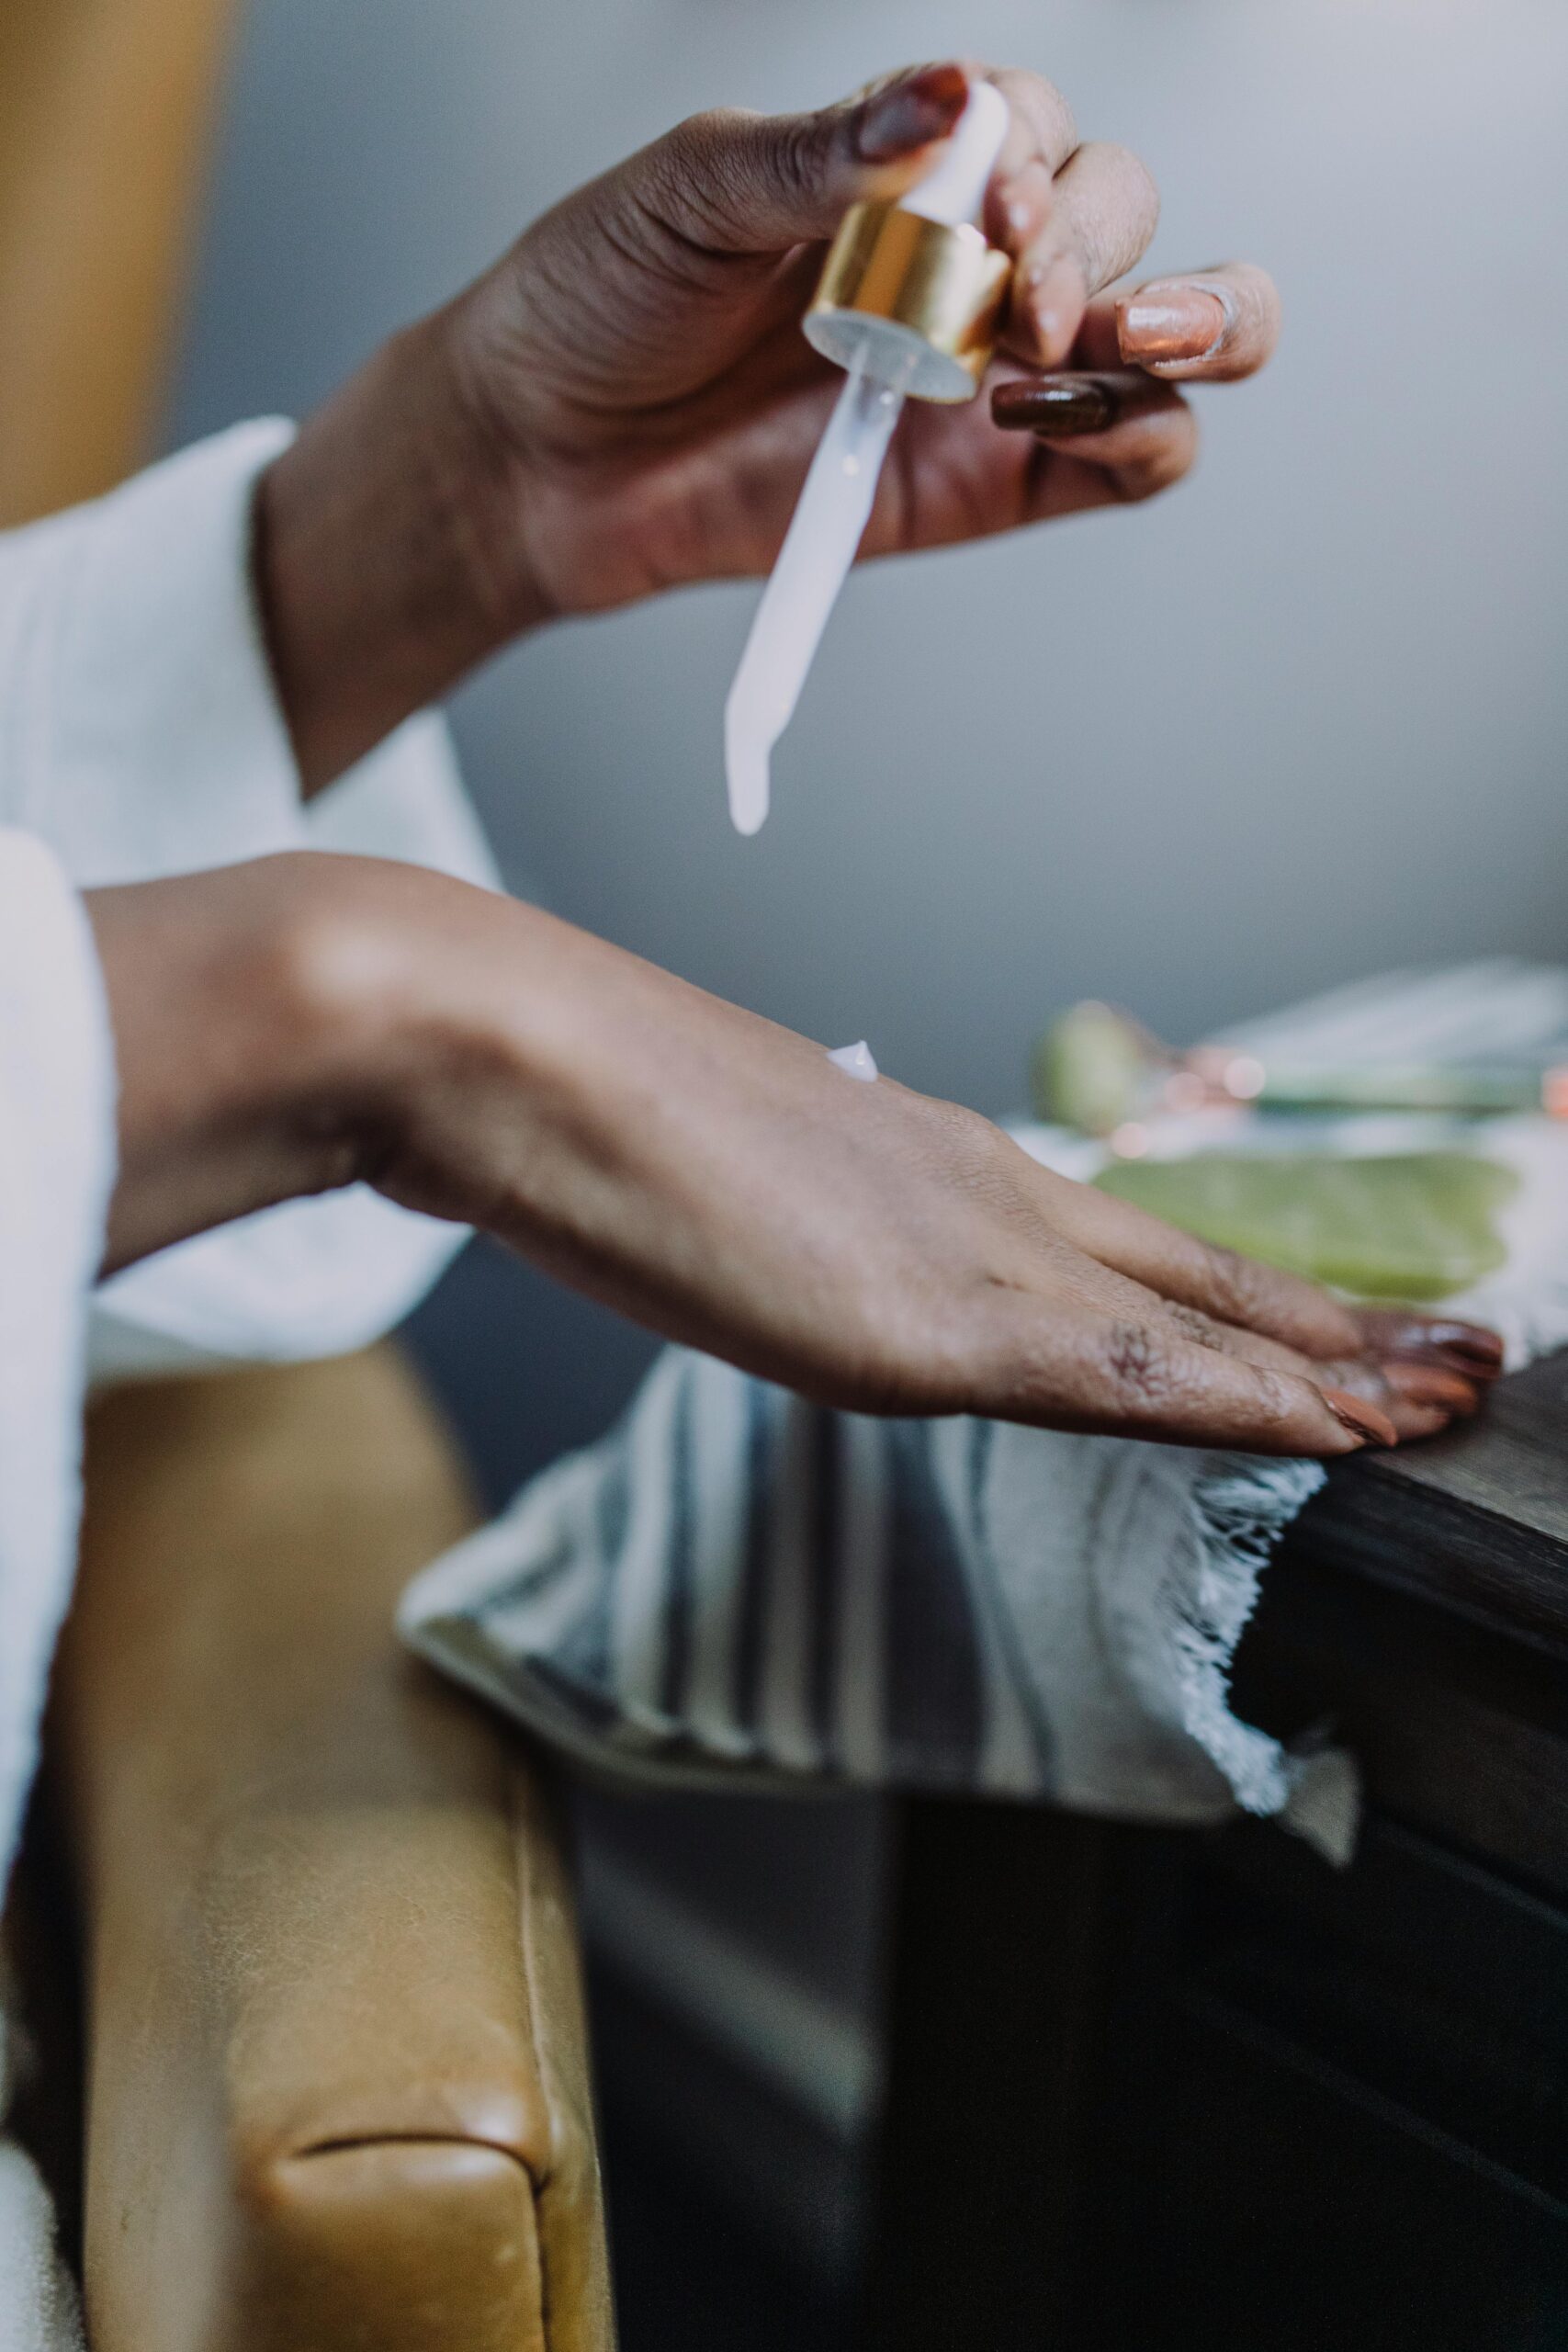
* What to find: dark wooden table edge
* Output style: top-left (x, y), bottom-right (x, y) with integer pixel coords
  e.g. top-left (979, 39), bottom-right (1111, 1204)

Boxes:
top-left (1288, 1348), bottom-right (1568, 1663)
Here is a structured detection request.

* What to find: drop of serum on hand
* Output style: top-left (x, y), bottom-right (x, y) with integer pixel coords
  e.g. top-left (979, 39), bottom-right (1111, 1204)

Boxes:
top-left (828, 1040), bottom-right (879, 1082)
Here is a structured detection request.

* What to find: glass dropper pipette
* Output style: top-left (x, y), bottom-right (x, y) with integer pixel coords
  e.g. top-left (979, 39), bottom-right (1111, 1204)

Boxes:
top-left (724, 80), bottom-right (1012, 836)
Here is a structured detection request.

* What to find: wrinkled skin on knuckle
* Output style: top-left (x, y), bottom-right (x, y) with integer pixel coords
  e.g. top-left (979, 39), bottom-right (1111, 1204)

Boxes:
top-left (1164, 1300), bottom-right (1227, 1353)
top-left (772, 108), bottom-right (840, 209)
top-left (648, 109), bottom-right (756, 243)
top-left (1197, 1241), bottom-right (1278, 1329)
top-left (1100, 1318), bottom-right (1183, 1412)
top-left (1225, 1360), bottom-right (1306, 1445)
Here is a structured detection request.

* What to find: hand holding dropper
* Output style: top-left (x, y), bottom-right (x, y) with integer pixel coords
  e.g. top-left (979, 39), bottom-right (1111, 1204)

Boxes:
top-left (724, 79), bottom-right (1012, 835)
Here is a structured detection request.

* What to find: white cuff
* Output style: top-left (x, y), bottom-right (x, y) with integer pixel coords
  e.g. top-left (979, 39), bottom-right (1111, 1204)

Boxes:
top-left (0, 421), bottom-right (302, 882)
top-left (0, 831), bottom-right (115, 1883)
top-left (0, 417), bottom-right (499, 1377)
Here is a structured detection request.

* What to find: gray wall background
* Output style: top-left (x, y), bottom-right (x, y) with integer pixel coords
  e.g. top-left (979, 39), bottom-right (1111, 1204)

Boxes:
top-left (166, 0), bottom-right (1568, 2265)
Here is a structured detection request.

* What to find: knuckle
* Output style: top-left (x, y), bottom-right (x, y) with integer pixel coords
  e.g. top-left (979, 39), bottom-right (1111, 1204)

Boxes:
top-left (666, 107), bottom-right (743, 165)
top-left (772, 111), bottom-right (829, 207)
top-left (1251, 1366), bottom-right (1303, 1437)
top-left (1201, 1243), bottom-right (1278, 1327)
top-left (1167, 1302), bottom-right (1226, 1352)
top-left (652, 108), bottom-right (756, 233)
top-left (1101, 1319), bottom-right (1179, 1408)
top-left (658, 109), bottom-right (721, 187)
top-left (923, 1095), bottom-right (1007, 1176)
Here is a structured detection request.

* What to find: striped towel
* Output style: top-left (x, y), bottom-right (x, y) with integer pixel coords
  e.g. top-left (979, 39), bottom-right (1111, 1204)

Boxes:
top-left (400, 964), bottom-right (1568, 1862)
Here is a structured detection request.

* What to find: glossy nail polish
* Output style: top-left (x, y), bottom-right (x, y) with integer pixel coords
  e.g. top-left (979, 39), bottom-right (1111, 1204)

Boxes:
top-left (1357, 1312), bottom-right (1506, 1378)
top-left (992, 377), bottom-right (1116, 436)
top-left (1381, 1363), bottom-right (1482, 1418)
top-left (1322, 1388), bottom-right (1400, 1447)
top-left (1119, 286), bottom-right (1227, 365)
top-left (857, 63), bottom-right (971, 163)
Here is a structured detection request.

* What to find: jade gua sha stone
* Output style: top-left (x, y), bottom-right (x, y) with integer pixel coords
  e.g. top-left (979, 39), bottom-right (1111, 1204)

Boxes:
top-left (1095, 1151), bottom-right (1517, 1302)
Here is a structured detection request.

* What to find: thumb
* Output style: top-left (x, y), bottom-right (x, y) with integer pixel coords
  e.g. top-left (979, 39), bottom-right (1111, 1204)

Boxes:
top-left (647, 62), bottom-right (972, 254)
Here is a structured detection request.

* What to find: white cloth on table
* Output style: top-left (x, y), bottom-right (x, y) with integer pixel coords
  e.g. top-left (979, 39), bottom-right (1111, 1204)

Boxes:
top-left (0, 423), bottom-right (496, 2346)
top-left (402, 960), bottom-right (1568, 1874)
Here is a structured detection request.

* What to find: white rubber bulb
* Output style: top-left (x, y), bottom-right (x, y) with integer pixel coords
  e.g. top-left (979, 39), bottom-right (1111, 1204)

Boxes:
top-left (901, 79), bottom-right (1010, 229)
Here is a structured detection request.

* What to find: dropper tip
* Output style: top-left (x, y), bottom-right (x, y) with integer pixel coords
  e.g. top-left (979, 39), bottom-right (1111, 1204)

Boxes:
top-left (725, 715), bottom-right (772, 836)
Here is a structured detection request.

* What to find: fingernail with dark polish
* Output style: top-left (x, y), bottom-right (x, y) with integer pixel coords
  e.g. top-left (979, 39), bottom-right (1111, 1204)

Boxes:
top-left (1119, 286), bottom-right (1227, 364)
top-left (857, 63), bottom-right (970, 163)
top-left (1382, 1363), bottom-right (1482, 1418)
top-left (1359, 1313), bottom-right (1506, 1376)
top-left (992, 377), bottom-right (1117, 437)
top-left (1410, 1322), bottom-right (1505, 1373)
top-left (1323, 1388), bottom-right (1400, 1447)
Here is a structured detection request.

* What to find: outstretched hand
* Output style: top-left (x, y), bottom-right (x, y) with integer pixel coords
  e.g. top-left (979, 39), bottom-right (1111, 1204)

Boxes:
top-left (89, 855), bottom-right (1495, 1459)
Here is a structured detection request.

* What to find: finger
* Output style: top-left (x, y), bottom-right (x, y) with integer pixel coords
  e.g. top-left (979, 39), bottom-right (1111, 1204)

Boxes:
top-left (1115, 261), bottom-right (1281, 381)
top-left (1006, 141), bottom-right (1161, 367)
top-left (1140, 1326), bottom-right (1474, 1443)
top-left (1020, 1163), bottom-right (1369, 1360)
top-left (986, 65), bottom-right (1078, 186)
top-left (992, 368), bottom-right (1185, 441)
top-left (1012, 390), bottom-right (1201, 516)
top-left (1026, 1251), bottom-right (1466, 1442)
top-left (648, 63), bottom-right (974, 256)
top-left (1007, 1166), bottom-right (1482, 1440)
top-left (1307, 1357), bottom-right (1480, 1442)
top-left (980, 1296), bottom-right (1395, 1454)
top-left (1381, 1363), bottom-right (1483, 1423)
top-left (968, 1181), bottom-right (1463, 1442)
top-left (1351, 1308), bottom-right (1506, 1380)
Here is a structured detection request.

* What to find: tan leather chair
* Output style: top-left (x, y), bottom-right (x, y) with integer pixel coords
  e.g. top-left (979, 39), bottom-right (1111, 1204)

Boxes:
top-left (0, 0), bottom-right (239, 524)
top-left (3, 4), bottom-right (615, 2342)
top-left (51, 1350), bottom-right (614, 2351)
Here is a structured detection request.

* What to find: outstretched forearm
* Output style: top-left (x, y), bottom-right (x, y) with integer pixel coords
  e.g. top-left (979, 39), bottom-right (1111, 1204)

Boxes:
top-left (85, 850), bottom-right (1495, 1455)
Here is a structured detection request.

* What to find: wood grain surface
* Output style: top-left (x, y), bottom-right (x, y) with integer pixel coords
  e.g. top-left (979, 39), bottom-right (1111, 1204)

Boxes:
top-left (1293, 1349), bottom-right (1568, 1658)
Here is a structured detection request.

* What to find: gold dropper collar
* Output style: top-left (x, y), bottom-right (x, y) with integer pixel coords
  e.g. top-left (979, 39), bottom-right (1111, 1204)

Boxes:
top-left (804, 201), bottom-right (1013, 404)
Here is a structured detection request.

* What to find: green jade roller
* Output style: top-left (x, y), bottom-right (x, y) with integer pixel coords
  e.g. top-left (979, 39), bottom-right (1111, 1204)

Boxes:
top-left (1034, 1001), bottom-right (1568, 1140)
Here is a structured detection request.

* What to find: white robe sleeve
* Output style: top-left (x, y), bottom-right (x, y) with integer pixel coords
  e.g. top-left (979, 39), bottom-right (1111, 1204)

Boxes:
top-left (0, 825), bottom-right (111, 2352)
top-left (0, 834), bottom-right (115, 1883)
top-left (0, 421), bottom-right (501, 1380)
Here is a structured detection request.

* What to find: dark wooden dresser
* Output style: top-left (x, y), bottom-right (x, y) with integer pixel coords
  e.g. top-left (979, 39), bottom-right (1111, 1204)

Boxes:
top-left (865, 1351), bottom-right (1568, 2351)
